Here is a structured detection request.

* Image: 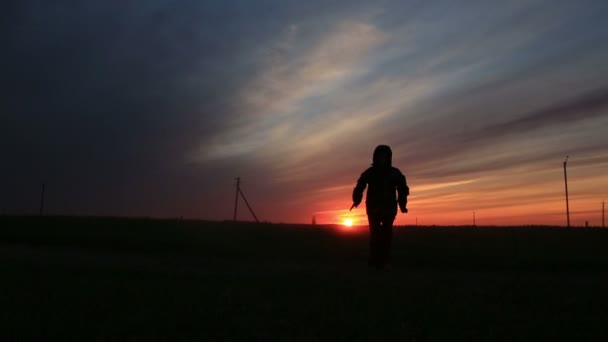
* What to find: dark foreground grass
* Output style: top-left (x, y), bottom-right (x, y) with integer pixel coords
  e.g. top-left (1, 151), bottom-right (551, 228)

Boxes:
top-left (1, 216), bottom-right (608, 341)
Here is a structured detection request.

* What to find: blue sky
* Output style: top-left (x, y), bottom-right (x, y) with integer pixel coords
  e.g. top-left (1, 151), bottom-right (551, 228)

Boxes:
top-left (2, 1), bottom-right (607, 225)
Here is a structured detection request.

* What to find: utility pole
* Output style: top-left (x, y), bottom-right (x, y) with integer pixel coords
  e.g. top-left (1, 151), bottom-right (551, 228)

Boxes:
top-left (563, 156), bottom-right (570, 227)
top-left (473, 211), bottom-right (476, 227)
top-left (233, 177), bottom-right (240, 221)
top-left (603, 201), bottom-right (605, 228)
top-left (39, 183), bottom-right (46, 216)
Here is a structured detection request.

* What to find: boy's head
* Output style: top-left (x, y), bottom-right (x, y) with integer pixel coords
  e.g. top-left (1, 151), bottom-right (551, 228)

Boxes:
top-left (372, 145), bottom-right (392, 167)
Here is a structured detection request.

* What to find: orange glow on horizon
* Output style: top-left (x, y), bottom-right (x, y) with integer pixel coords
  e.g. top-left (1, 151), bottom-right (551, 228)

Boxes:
top-left (343, 218), bottom-right (353, 227)
top-left (308, 159), bottom-right (608, 227)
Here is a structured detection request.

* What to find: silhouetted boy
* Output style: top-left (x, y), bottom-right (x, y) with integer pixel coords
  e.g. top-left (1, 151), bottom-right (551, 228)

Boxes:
top-left (352, 145), bottom-right (409, 270)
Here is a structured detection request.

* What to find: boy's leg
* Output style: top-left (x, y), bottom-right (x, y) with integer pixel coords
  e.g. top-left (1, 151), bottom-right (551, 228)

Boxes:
top-left (368, 214), bottom-right (381, 267)
top-left (379, 216), bottom-right (395, 267)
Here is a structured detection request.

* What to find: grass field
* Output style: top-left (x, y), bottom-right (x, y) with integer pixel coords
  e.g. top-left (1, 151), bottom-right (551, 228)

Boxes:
top-left (2, 216), bottom-right (608, 341)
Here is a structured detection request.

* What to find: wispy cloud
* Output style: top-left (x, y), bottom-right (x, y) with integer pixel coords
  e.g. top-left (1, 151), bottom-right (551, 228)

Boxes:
top-left (197, 19), bottom-right (389, 161)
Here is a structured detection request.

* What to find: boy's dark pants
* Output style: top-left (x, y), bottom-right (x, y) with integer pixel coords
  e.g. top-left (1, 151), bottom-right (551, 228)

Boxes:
top-left (367, 213), bottom-right (395, 268)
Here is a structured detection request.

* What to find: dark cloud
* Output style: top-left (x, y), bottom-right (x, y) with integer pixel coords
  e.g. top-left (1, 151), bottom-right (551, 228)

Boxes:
top-left (484, 87), bottom-right (608, 138)
top-left (1, 1), bottom-right (257, 214)
top-left (391, 84), bottom-right (608, 182)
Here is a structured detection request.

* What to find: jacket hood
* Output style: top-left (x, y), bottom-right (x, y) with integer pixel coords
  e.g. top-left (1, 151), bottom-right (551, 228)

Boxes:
top-left (372, 145), bottom-right (392, 167)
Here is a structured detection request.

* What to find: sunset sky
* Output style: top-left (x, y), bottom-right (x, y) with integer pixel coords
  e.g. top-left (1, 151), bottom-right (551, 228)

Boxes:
top-left (2, 1), bottom-right (607, 226)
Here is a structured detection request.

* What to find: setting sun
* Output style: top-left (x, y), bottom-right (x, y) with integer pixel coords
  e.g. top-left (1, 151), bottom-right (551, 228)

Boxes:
top-left (343, 218), bottom-right (353, 227)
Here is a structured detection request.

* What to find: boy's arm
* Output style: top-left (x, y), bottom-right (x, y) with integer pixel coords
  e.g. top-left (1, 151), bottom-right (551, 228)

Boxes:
top-left (397, 171), bottom-right (409, 213)
top-left (352, 170), bottom-right (368, 208)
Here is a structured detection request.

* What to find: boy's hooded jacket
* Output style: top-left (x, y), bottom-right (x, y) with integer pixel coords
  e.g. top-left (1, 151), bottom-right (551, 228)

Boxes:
top-left (352, 145), bottom-right (409, 216)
